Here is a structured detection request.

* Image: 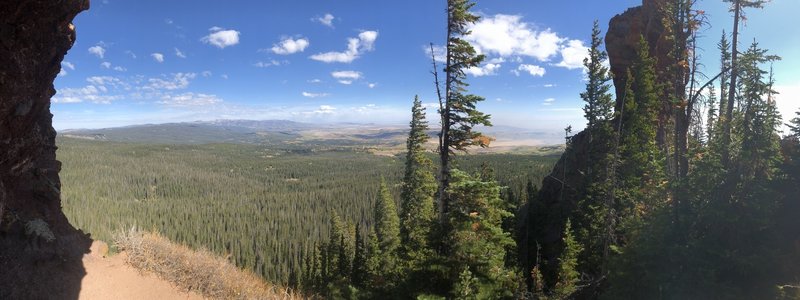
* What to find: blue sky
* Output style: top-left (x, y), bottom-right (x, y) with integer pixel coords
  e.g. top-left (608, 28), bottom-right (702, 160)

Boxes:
top-left (53, 0), bottom-right (800, 134)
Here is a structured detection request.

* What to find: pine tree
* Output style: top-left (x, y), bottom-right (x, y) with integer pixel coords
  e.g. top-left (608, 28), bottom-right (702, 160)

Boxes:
top-left (400, 96), bottom-right (437, 265)
top-left (581, 20), bottom-right (614, 131)
top-left (447, 169), bottom-right (518, 297)
top-left (434, 0), bottom-right (492, 226)
top-left (618, 36), bottom-right (666, 220)
top-left (374, 178), bottom-right (400, 284)
top-left (552, 220), bottom-right (583, 300)
top-left (351, 224), bottom-right (368, 288)
top-left (375, 178), bottom-right (400, 256)
top-left (721, 0), bottom-right (770, 167)
top-left (717, 30), bottom-right (732, 125)
top-left (707, 84), bottom-right (718, 142)
top-left (789, 109), bottom-right (800, 138)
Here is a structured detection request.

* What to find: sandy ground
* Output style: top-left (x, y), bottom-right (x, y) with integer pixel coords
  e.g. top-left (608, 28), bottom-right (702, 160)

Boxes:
top-left (79, 246), bottom-right (204, 300)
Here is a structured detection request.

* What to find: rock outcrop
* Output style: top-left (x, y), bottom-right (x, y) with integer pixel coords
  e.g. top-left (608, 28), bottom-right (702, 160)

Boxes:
top-left (0, 0), bottom-right (90, 298)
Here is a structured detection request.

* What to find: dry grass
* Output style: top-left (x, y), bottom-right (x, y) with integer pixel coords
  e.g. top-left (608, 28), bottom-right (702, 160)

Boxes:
top-left (113, 227), bottom-right (307, 300)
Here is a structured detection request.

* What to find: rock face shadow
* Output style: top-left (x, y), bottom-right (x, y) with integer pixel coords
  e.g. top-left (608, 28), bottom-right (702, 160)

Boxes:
top-left (0, 0), bottom-right (90, 299)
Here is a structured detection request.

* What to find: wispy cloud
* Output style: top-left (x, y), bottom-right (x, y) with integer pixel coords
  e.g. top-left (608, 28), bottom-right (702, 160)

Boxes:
top-left (302, 92), bottom-right (330, 98)
top-left (331, 70), bottom-right (362, 84)
top-left (151, 53), bottom-right (165, 63)
top-left (158, 92), bottom-right (222, 107)
top-left (175, 48), bottom-right (186, 58)
top-left (315, 13), bottom-right (335, 28)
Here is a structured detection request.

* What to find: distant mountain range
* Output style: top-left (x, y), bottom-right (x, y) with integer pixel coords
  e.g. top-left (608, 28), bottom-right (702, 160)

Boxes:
top-left (59, 120), bottom-right (565, 153)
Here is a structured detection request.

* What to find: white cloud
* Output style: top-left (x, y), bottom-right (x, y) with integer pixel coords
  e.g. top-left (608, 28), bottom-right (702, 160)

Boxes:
top-left (202, 27), bottom-right (240, 49)
top-left (316, 13), bottom-right (335, 28)
top-left (146, 73), bottom-right (196, 90)
top-left (331, 70), bottom-right (362, 84)
top-left (270, 37), bottom-right (309, 55)
top-left (302, 92), bottom-right (330, 98)
top-left (113, 66), bottom-right (127, 72)
top-left (254, 60), bottom-right (286, 68)
top-left (515, 64), bottom-right (546, 77)
top-left (125, 50), bottom-right (137, 59)
top-left (423, 45), bottom-right (447, 63)
top-left (62, 62), bottom-right (75, 70)
top-left (86, 76), bottom-right (125, 87)
top-left (158, 92), bottom-right (222, 107)
top-left (88, 45), bottom-right (106, 58)
top-left (151, 53), bottom-right (165, 63)
top-left (53, 85), bottom-right (121, 104)
top-left (543, 98), bottom-right (555, 106)
top-left (100, 62), bottom-right (112, 69)
top-left (175, 48), bottom-right (186, 58)
top-left (556, 40), bottom-right (589, 70)
top-left (310, 30), bottom-right (378, 63)
top-left (465, 63), bottom-right (501, 77)
top-left (467, 14), bottom-right (564, 61)
top-left (543, 83), bottom-right (556, 88)
top-left (315, 105), bottom-right (336, 114)
top-left (58, 69), bottom-right (67, 77)
top-left (202, 71), bottom-right (212, 77)
top-left (308, 79), bottom-right (322, 83)
top-left (368, 83), bottom-right (377, 88)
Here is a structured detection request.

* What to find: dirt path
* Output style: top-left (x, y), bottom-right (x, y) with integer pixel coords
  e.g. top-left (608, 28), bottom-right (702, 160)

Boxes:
top-left (78, 243), bottom-right (204, 300)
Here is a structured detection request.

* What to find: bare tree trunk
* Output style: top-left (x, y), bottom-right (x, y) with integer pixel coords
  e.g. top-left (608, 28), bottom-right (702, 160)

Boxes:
top-left (722, 0), bottom-right (741, 168)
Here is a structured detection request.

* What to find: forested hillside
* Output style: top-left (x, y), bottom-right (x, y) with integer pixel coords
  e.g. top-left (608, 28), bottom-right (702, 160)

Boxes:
top-left (57, 137), bottom-right (556, 284)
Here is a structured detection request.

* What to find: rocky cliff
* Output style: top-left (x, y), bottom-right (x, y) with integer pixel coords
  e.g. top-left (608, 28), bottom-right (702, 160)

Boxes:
top-left (0, 0), bottom-right (90, 298)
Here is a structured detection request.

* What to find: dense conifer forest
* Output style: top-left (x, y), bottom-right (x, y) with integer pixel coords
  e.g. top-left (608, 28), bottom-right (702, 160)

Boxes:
top-left (57, 138), bottom-right (556, 285)
top-left (56, 0), bottom-right (800, 298)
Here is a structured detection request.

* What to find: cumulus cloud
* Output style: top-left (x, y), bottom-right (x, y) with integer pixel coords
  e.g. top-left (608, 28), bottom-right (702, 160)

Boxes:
top-left (302, 92), bottom-right (330, 98)
top-left (89, 45), bottom-right (106, 58)
top-left (100, 62), bottom-right (112, 69)
top-left (465, 63), bottom-right (501, 77)
top-left (158, 92), bottom-right (222, 107)
top-left (113, 66), bottom-right (127, 72)
top-left (514, 64), bottom-right (546, 77)
top-left (331, 70), bottom-right (362, 84)
top-left (316, 13), bottom-right (335, 27)
top-left (175, 48), bottom-right (186, 58)
top-left (467, 14), bottom-right (563, 61)
top-left (543, 98), bottom-right (555, 106)
top-left (270, 37), bottom-right (309, 55)
top-left (556, 40), bottom-right (589, 70)
top-left (146, 73), bottom-right (196, 90)
top-left (202, 27), bottom-right (240, 49)
top-left (310, 30), bottom-right (378, 63)
top-left (151, 53), bottom-right (165, 63)
top-left (368, 83), bottom-right (377, 88)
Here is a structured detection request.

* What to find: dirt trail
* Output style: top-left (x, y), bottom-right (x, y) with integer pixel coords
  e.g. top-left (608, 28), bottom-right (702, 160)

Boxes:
top-left (78, 243), bottom-right (204, 300)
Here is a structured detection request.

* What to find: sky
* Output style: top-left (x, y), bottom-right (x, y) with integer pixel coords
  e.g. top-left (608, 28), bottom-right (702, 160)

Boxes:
top-left (53, 0), bottom-right (800, 135)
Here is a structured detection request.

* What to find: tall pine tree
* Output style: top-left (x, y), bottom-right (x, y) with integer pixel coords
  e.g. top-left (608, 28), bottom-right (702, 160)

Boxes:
top-left (400, 96), bottom-right (437, 265)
